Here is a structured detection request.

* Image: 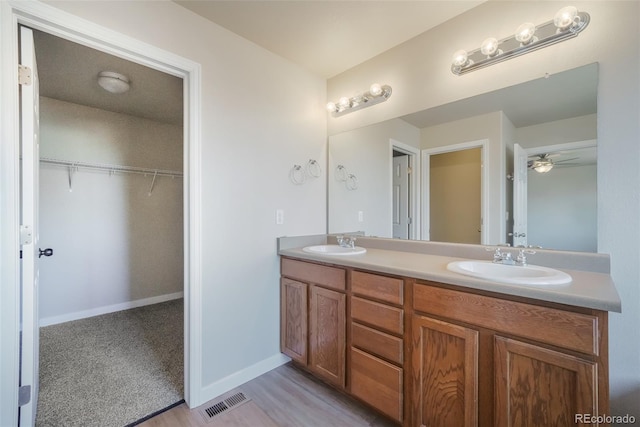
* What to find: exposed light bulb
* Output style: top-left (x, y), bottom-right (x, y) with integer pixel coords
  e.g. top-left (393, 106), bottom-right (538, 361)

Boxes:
top-left (515, 22), bottom-right (536, 45)
top-left (338, 97), bottom-right (351, 109)
top-left (326, 102), bottom-right (336, 113)
top-left (451, 50), bottom-right (469, 67)
top-left (480, 37), bottom-right (500, 57)
top-left (369, 83), bottom-right (383, 97)
top-left (554, 6), bottom-right (579, 30)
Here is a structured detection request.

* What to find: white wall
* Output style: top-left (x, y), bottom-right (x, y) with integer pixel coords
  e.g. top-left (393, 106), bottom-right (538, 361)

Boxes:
top-left (514, 114), bottom-right (597, 251)
top-left (528, 165), bottom-right (597, 252)
top-left (328, 118), bottom-right (419, 237)
top-left (40, 0), bottom-right (327, 403)
top-left (38, 97), bottom-right (183, 324)
top-left (328, 0), bottom-right (640, 417)
top-left (515, 114), bottom-right (597, 148)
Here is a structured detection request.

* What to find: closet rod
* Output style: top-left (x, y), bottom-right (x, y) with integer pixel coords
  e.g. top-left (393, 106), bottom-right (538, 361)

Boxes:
top-left (40, 157), bottom-right (183, 178)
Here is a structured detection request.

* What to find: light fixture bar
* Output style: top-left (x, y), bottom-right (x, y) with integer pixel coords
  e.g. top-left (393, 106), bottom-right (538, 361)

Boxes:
top-left (452, 8), bottom-right (590, 75)
top-left (327, 83), bottom-right (392, 117)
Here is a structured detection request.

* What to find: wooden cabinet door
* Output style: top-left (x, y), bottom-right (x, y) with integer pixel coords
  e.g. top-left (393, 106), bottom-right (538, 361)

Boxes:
top-left (412, 315), bottom-right (479, 427)
top-left (280, 278), bottom-right (307, 364)
top-left (494, 336), bottom-right (598, 427)
top-left (309, 285), bottom-right (346, 388)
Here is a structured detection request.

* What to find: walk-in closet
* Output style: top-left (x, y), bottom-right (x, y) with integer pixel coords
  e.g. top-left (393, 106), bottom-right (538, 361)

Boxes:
top-left (31, 28), bottom-right (185, 427)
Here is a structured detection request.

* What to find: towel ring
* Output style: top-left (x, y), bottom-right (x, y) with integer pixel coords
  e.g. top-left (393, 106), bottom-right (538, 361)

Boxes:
top-left (346, 173), bottom-right (358, 190)
top-left (289, 165), bottom-right (305, 185)
top-left (306, 159), bottom-right (321, 178)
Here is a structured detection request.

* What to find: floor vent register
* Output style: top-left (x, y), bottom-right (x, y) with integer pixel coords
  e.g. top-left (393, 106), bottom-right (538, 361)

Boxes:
top-left (199, 392), bottom-right (250, 422)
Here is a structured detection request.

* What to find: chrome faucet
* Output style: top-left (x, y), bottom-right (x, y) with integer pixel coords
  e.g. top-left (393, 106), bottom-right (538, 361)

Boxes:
top-left (515, 248), bottom-right (536, 266)
top-left (487, 246), bottom-right (513, 265)
top-left (336, 235), bottom-right (356, 248)
top-left (487, 246), bottom-right (536, 266)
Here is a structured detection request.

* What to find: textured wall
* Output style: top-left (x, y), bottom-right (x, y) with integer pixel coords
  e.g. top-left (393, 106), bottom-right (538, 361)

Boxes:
top-left (38, 97), bottom-right (184, 323)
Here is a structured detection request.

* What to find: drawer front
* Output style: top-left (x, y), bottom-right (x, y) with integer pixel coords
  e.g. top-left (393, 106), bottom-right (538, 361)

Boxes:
top-left (351, 322), bottom-right (403, 365)
top-left (281, 258), bottom-right (346, 291)
top-left (352, 271), bottom-right (403, 305)
top-left (413, 282), bottom-right (599, 355)
top-left (351, 296), bottom-right (404, 335)
top-left (350, 347), bottom-right (403, 423)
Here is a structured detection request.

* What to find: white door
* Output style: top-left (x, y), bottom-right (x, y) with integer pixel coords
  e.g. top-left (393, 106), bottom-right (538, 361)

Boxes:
top-left (19, 25), bottom-right (40, 427)
top-left (513, 143), bottom-right (528, 247)
top-left (392, 155), bottom-right (410, 239)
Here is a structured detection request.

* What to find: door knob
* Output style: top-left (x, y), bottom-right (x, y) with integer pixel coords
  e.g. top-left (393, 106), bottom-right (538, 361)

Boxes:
top-left (38, 248), bottom-right (53, 258)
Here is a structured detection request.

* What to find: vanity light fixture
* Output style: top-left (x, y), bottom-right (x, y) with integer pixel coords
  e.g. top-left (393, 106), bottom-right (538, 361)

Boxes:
top-left (326, 83), bottom-right (392, 117)
top-left (451, 6), bottom-right (589, 75)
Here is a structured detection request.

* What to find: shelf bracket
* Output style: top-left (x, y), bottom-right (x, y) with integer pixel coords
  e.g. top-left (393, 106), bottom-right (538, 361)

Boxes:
top-left (148, 170), bottom-right (158, 196)
top-left (67, 165), bottom-right (76, 192)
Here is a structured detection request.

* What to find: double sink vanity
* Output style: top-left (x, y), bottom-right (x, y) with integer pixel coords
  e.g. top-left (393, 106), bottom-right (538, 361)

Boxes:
top-left (278, 235), bottom-right (621, 426)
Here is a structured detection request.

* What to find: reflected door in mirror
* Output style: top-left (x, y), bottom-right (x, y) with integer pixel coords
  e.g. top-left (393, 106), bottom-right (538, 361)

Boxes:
top-left (392, 154), bottom-right (410, 239)
top-left (430, 148), bottom-right (481, 244)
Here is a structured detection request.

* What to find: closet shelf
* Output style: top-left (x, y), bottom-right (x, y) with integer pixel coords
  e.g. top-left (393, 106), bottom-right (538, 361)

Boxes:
top-left (40, 157), bottom-right (183, 178)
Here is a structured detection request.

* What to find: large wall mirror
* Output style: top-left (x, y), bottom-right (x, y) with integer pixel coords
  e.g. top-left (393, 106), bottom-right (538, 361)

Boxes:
top-left (328, 63), bottom-right (598, 252)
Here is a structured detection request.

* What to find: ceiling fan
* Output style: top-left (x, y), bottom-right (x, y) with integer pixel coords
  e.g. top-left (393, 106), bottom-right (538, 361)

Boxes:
top-left (527, 153), bottom-right (580, 173)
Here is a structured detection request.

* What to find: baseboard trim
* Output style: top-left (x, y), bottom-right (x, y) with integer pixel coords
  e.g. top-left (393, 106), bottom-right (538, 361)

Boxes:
top-left (39, 292), bottom-right (184, 327)
top-left (198, 353), bottom-right (290, 407)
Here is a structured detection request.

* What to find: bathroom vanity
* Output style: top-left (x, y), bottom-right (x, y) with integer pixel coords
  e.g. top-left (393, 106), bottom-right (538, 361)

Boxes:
top-left (278, 235), bottom-right (621, 427)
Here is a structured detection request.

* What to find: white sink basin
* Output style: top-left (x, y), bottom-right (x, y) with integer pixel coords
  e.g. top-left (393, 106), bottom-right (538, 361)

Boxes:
top-left (446, 260), bottom-right (571, 286)
top-left (302, 245), bottom-right (367, 256)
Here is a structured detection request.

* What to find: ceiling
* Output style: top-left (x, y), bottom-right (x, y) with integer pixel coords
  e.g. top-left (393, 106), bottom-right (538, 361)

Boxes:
top-left (175, 1), bottom-right (485, 79)
top-left (33, 30), bottom-right (184, 125)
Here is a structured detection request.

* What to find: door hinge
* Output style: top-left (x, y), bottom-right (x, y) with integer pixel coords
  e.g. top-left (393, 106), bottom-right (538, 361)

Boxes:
top-left (407, 166), bottom-right (412, 174)
top-left (18, 65), bottom-right (32, 86)
top-left (408, 217), bottom-right (413, 225)
top-left (20, 225), bottom-right (33, 245)
top-left (18, 385), bottom-right (31, 406)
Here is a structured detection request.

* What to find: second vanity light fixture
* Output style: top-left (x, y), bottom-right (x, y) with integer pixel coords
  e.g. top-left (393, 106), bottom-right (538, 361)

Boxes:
top-left (326, 83), bottom-right (392, 117)
top-left (451, 6), bottom-right (590, 75)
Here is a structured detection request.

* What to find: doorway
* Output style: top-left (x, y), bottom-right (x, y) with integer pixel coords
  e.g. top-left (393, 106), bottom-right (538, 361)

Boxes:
top-left (390, 140), bottom-right (420, 240)
top-left (422, 139), bottom-right (489, 244)
top-left (30, 27), bottom-right (185, 426)
top-left (1, 3), bottom-right (202, 425)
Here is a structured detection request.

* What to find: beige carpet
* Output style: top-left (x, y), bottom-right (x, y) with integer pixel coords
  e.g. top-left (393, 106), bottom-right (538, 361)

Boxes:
top-left (36, 299), bottom-right (183, 427)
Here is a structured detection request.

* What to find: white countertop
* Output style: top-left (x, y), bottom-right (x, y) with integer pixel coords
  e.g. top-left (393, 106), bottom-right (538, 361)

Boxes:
top-left (279, 245), bottom-right (621, 313)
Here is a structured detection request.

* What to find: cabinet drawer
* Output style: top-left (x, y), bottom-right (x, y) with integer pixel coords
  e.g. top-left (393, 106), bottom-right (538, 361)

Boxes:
top-left (281, 258), bottom-right (346, 291)
top-left (350, 347), bottom-right (403, 423)
top-left (413, 282), bottom-right (599, 355)
top-left (351, 296), bottom-right (404, 335)
top-left (351, 322), bottom-right (403, 365)
top-left (352, 271), bottom-right (403, 305)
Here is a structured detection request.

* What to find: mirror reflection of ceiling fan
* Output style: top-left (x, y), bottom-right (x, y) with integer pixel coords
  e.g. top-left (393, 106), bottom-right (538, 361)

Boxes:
top-left (527, 153), bottom-right (580, 173)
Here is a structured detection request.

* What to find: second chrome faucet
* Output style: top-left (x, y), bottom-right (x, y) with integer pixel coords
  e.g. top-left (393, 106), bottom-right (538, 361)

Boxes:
top-left (488, 247), bottom-right (536, 266)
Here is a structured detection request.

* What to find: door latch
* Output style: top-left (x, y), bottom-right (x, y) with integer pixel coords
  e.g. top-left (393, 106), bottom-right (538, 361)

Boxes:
top-left (39, 248), bottom-right (53, 258)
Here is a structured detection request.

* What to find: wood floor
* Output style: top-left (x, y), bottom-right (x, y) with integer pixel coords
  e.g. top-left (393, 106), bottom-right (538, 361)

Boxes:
top-left (140, 363), bottom-right (398, 427)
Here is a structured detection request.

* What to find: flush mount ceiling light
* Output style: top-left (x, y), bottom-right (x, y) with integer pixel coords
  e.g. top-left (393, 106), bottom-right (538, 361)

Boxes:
top-left (326, 83), bottom-right (392, 117)
top-left (97, 71), bottom-right (130, 94)
top-left (451, 6), bottom-right (589, 75)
